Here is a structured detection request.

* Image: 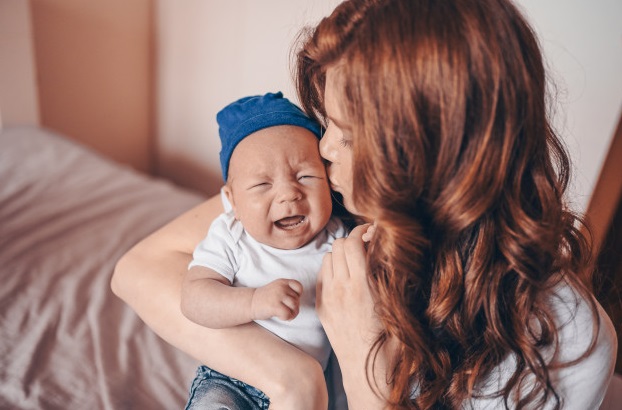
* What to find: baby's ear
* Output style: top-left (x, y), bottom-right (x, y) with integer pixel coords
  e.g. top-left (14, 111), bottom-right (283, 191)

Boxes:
top-left (222, 185), bottom-right (239, 219)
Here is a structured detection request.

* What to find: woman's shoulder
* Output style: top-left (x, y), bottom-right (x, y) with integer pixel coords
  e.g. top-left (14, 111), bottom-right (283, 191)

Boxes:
top-left (541, 277), bottom-right (617, 408)
top-left (471, 278), bottom-right (617, 409)
top-left (547, 277), bottom-right (617, 362)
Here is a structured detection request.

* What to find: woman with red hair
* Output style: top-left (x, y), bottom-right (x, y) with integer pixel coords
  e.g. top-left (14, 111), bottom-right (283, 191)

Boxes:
top-left (113, 0), bottom-right (616, 408)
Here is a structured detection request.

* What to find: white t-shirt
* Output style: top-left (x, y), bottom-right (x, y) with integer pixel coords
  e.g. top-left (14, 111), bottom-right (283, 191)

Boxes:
top-left (463, 278), bottom-right (617, 409)
top-left (189, 210), bottom-right (348, 370)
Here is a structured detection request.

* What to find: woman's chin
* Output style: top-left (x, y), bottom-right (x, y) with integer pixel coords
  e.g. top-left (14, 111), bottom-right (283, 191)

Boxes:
top-left (331, 189), bottom-right (364, 218)
top-left (342, 196), bottom-right (363, 217)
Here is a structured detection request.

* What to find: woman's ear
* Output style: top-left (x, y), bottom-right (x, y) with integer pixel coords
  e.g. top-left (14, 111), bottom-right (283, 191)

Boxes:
top-left (222, 185), bottom-right (239, 219)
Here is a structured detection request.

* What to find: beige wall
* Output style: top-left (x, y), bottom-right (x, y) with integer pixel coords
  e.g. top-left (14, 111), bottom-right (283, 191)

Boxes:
top-left (31, 0), bottom-right (153, 173)
top-left (517, 0), bottom-right (622, 213)
top-left (154, 0), bottom-right (342, 195)
top-left (154, 0), bottom-right (622, 211)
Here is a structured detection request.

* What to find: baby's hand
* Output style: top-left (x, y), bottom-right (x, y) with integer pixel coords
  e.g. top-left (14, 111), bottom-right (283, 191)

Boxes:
top-left (251, 279), bottom-right (303, 321)
top-left (361, 222), bottom-right (377, 242)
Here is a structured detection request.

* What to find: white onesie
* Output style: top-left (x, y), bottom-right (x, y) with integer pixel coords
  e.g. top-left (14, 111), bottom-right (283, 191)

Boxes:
top-left (189, 204), bottom-right (347, 370)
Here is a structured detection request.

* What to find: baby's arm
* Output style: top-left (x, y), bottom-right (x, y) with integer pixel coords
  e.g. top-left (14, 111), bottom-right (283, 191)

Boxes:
top-left (181, 266), bottom-right (303, 328)
top-left (112, 194), bottom-right (328, 409)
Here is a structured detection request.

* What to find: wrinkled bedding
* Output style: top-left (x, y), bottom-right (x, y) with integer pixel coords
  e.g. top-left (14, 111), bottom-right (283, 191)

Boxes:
top-left (0, 126), bottom-right (203, 409)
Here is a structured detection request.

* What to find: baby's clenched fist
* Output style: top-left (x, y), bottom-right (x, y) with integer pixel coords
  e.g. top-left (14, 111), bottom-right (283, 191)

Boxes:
top-left (251, 279), bottom-right (303, 321)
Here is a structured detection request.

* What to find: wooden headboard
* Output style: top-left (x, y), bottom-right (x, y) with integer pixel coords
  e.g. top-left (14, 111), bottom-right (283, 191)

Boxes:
top-left (0, 0), bottom-right (153, 174)
top-left (0, 0), bottom-right (40, 128)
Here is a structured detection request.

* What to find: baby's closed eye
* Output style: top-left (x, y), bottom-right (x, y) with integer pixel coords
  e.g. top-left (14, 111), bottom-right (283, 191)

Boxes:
top-left (246, 182), bottom-right (272, 192)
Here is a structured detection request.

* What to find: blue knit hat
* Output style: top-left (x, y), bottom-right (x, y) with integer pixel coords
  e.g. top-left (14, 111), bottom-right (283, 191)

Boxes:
top-left (217, 92), bottom-right (322, 181)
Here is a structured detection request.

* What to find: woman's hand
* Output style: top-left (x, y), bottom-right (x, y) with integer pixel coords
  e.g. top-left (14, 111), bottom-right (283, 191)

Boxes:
top-left (316, 223), bottom-right (390, 408)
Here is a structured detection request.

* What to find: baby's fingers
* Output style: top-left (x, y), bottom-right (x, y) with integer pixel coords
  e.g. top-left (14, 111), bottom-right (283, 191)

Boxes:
top-left (287, 279), bottom-right (303, 295)
top-left (277, 295), bottom-right (300, 320)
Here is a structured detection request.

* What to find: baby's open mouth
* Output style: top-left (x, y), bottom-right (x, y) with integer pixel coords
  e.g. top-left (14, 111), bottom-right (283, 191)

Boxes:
top-left (274, 215), bottom-right (306, 230)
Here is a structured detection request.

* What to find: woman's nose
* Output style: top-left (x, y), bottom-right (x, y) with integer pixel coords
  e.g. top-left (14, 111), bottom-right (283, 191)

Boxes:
top-left (319, 123), bottom-right (338, 163)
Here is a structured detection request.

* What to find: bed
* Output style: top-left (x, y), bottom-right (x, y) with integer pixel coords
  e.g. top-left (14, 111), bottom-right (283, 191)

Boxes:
top-left (0, 126), bottom-right (204, 409)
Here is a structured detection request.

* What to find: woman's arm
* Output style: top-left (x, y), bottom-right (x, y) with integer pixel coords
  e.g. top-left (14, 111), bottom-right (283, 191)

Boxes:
top-left (111, 194), bottom-right (327, 409)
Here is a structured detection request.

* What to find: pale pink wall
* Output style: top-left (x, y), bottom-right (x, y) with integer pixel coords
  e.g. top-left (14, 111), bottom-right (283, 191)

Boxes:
top-left (516, 0), bottom-right (622, 213)
top-left (154, 0), bottom-right (342, 195)
top-left (31, 0), bottom-right (154, 173)
top-left (154, 0), bottom-right (622, 212)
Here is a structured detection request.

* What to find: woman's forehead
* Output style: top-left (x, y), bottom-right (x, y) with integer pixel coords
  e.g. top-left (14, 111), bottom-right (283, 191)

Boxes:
top-left (324, 69), bottom-right (342, 115)
top-left (324, 68), bottom-right (350, 130)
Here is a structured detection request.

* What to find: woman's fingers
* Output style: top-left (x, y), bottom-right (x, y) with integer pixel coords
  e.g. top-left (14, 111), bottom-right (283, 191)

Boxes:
top-left (317, 223), bottom-right (375, 323)
top-left (327, 223), bottom-right (371, 280)
top-left (349, 223), bottom-right (372, 239)
top-left (319, 223), bottom-right (372, 291)
top-left (316, 252), bottom-right (332, 311)
top-left (361, 222), bottom-right (376, 243)
top-left (340, 224), bottom-right (370, 279)
top-left (329, 238), bottom-right (349, 279)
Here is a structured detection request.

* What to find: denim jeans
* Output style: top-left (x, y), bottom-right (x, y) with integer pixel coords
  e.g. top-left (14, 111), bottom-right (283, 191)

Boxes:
top-left (184, 366), bottom-right (270, 410)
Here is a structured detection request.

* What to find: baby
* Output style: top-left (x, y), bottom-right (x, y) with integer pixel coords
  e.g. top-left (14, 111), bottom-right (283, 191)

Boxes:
top-left (181, 92), bottom-right (347, 409)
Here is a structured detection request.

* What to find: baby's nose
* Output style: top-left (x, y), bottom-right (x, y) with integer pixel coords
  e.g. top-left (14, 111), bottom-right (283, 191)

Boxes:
top-left (277, 183), bottom-right (302, 203)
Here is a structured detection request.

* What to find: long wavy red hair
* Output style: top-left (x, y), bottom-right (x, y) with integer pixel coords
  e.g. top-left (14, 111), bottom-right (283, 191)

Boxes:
top-left (296, 0), bottom-right (598, 408)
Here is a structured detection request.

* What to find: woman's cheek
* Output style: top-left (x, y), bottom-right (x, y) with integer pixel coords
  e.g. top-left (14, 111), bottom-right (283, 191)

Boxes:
top-left (343, 161), bottom-right (357, 212)
top-left (342, 186), bottom-right (359, 215)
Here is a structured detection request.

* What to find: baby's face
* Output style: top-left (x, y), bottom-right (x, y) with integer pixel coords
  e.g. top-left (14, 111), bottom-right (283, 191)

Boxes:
top-left (224, 125), bottom-right (332, 250)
